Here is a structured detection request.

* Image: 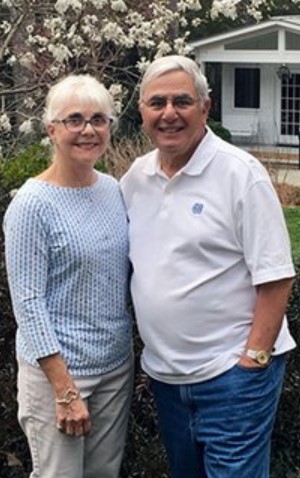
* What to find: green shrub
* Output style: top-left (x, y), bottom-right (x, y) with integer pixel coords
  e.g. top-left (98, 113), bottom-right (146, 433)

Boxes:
top-left (208, 118), bottom-right (232, 143)
top-left (0, 143), bottom-right (51, 191)
top-left (0, 143), bottom-right (107, 192)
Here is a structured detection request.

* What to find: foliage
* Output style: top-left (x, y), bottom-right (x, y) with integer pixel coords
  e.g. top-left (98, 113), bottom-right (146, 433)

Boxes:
top-left (0, 143), bottom-right (50, 190)
top-left (284, 207), bottom-right (300, 262)
top-left (208, 118), bottom-right (231, 142)
top-left (271, 264), bottom-right (300, 478)
top-left (0, 142), bottom-right (109, 192)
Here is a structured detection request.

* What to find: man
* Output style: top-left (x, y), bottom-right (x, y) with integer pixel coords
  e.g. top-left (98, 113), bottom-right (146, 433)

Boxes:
top-left (121, 55), bottom-right (296, 478)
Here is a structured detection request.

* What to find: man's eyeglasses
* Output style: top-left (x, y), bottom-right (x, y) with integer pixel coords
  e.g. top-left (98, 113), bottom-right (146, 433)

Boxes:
top-left (52, 113), bottom-right (113, 133)
top-left (142, 95), bottom-right (201, 111)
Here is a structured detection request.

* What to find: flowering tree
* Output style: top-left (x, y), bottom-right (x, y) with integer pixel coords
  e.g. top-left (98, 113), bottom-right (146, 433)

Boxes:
top-left (0, 0), bottom-right (287, 159)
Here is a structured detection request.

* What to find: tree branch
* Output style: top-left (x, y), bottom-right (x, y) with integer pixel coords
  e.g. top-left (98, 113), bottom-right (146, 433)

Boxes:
top-left (0, 11), bottom-right (27, 62)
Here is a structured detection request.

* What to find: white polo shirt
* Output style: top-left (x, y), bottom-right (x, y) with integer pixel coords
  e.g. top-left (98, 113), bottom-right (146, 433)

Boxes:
top-left (121, 128), bottom-right (295, 384)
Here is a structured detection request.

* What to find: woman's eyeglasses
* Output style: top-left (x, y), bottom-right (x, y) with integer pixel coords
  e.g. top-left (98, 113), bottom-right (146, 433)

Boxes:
top-left (52, 113), bottom-right (113, 133)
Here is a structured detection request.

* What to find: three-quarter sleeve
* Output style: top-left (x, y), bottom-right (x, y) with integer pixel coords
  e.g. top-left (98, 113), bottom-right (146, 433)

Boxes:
top-left (3, 194), bottom-right (61, 361)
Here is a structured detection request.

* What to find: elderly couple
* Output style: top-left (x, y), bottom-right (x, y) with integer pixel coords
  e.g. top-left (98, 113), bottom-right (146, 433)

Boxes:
top-left (4, 55), bottom-right (295, 478)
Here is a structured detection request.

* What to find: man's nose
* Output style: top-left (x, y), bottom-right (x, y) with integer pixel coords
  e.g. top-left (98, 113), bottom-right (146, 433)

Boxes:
top-left (161, 100), bottom-right (178, 118)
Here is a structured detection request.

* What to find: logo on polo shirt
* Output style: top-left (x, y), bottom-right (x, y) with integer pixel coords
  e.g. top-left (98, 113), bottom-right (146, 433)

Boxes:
top-left (192, 203), bottom-right (204, 215)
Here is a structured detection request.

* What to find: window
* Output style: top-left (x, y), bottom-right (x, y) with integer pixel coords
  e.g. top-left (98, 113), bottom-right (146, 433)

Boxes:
top-left (234, 68), bottom-right (260, 109)
top-left (286, 32), bottom-right (300, 50)
top-left (225, 32), bottom-right (277, 50)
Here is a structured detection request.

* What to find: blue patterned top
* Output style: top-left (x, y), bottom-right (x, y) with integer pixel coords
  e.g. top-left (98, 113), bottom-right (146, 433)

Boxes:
top-left (3, 172), bottom-right (132, 376)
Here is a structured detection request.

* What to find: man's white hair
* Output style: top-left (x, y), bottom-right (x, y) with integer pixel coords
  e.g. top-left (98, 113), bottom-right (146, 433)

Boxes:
top-left (140, 55), bottom-right (210, 105)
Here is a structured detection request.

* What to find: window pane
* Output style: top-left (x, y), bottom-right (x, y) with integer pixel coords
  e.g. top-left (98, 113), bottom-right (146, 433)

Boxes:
top-left (286, 32), bottom-right (300, 50)
top-left (225, 32), bottom-right (277, 50)
top-left (234, 68), bottom-right (260, 108)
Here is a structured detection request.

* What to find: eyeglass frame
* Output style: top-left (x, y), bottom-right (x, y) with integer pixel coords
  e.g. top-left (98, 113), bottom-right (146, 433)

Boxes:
top-left (51, 112), bottom-right (114, 133)
top-left (141, 94), bottom-right (202, 111)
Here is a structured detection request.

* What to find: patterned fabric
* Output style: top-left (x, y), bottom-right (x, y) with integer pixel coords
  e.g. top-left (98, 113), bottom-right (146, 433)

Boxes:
top-left (3, 172), bottom-right (132, 375)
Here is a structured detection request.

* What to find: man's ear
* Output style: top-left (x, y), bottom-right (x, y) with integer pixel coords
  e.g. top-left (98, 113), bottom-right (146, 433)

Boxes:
top-left (202, 98), bottom-right (211, 119)
top-left (138, 100), bottom-right (144, 116)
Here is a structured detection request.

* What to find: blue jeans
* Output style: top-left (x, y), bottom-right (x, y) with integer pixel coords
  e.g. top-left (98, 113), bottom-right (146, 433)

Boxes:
top-left (151, 355), bottom-right (286, 478)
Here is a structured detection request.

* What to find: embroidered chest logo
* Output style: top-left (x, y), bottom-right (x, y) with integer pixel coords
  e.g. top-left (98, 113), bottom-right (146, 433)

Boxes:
top-left (192, 203), bottom-right (204, 215)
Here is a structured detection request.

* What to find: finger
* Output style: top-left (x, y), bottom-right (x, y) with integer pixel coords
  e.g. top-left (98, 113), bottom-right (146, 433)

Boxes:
top-left (56, 422), bottom-right (63, 432)
top-left (82, 418), bottom-right (91, 436)
top-left (65, 418), bottom-right (74, 435)
top-left (73, 421), bottom-right (85, 437)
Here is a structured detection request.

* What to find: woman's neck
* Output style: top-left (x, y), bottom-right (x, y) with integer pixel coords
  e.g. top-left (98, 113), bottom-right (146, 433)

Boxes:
top-left (36, 163), bottom-right (98, 188)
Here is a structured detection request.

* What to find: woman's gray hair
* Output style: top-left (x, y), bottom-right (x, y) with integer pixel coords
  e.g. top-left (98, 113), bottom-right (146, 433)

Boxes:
top-left (43, 74), bottom-right (118, 129)
top-left (140, 55), bottom-right (210, 105)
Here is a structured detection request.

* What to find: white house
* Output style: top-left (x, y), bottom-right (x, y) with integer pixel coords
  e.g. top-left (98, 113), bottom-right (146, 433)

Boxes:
top-left (189, 16), bottom-right (300, 147)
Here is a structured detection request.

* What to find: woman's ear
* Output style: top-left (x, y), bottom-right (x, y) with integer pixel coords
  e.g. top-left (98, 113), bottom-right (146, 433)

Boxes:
top-left (46, 123), bottom-right (55, 142)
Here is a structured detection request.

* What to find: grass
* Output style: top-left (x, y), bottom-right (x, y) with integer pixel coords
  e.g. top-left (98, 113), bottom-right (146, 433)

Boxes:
top-left (283, 206), bottom-right (300, 263)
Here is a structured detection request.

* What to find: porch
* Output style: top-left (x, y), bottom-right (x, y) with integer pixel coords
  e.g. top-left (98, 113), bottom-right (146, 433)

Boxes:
top-left (242, 144), bottom-right (300, 186)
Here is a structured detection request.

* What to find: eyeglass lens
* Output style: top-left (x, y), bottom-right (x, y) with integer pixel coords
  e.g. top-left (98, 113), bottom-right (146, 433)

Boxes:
top-left (144, 94), bottom-right (198, 110)
top-left (63, 113), bottom-right (111, 131)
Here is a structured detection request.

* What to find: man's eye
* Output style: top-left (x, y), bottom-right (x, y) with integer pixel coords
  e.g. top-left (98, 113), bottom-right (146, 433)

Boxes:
top-left (174, 97), bottom-right (194, 108)
top-left (148, 99), bottom-right (165, 109)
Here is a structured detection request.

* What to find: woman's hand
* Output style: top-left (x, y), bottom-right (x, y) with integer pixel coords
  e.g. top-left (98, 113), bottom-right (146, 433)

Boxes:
top-left (56, 394), bottom-right (91, 436)
top-left (37, 353), bottom-right (91, 437)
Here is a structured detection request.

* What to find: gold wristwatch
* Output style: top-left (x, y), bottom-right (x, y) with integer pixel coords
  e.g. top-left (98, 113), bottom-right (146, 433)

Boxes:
top-left (245, 348), bottom-right (271, 366)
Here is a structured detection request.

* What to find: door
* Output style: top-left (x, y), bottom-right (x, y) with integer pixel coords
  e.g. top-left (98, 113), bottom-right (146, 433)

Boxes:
top-left (279, 73), bottom-right (300, 145)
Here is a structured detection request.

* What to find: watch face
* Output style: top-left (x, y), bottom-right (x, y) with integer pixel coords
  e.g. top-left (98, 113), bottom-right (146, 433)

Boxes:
top-left (256, 351), bottom-right (270, 365)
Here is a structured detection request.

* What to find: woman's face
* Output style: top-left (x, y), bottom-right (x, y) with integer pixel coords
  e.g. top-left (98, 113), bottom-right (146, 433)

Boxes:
top-left (47, 100), bottom-right (111, 169)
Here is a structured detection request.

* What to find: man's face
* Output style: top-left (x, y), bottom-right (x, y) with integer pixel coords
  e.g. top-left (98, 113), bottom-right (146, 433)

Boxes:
top-left (139, 70), bottom-right (210, 165)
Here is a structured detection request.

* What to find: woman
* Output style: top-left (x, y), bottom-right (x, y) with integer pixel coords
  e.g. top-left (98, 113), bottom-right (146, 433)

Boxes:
top-left (3, 74), bottom-right (133, 478)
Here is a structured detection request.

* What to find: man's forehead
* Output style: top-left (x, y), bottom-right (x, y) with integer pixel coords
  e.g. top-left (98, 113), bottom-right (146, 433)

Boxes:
top-left (142, 71), bottom-right (196, 98)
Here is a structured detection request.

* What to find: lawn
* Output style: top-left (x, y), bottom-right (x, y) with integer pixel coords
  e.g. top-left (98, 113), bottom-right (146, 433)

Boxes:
top-left (283, 206), bottom-right (300, 263)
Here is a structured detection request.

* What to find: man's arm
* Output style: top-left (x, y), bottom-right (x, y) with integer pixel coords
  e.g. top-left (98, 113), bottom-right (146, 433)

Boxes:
top-left (239, 277), bottom-right (295, 367)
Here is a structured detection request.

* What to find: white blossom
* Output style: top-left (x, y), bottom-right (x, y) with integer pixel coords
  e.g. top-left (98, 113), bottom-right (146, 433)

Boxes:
top-left (2, 0), bottom-right (13, 6)
top-left (28, 34), bottom-right (49, 47)
top-left (177, 0), bottom-right (201, 12)
top-left (48, 44), bottom-right (72, 63)
top-left (55, 0), bottom-right (83, 15)
top-left (23, 97), bottom-right (36, 109)
top-left (26, 25), bottom-right (34, 34)
top-left (110, 0), bottom-right (127, 13)
top-left (19, 119), bottom-right (33, 134)
top-left (174, 37), bottom-right (191, 56)
top-left (155, 41), bottom-right (172, 59)
top-left (192, 18), bottom-right (203, 27)
top-left (109, 83), bottom-right (123, 98)
top-left (7, 55), bottom-right (17, 66)
top-left (0, 21), bottom-right (12, 34)
top-left (0, 113), bottom-right (11, 132)
top-left (44, 17), bottom-right (67, 37)
top-left (40, 137), bottom-right (52, 147)
top-left (89, 0), bottom-right (108, 7)
top-left (136, 57), bottom-right (151, 73)
top-left (19, 52), bottom-right (36, 69)
top-left (211, 0), bottom-right (240, 20)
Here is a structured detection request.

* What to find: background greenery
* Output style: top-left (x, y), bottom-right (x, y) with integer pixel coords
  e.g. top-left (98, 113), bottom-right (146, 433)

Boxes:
top-left (284, 207), bottom-right (300, 263)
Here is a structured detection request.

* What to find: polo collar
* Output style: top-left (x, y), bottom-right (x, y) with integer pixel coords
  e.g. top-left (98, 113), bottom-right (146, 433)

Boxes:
top-left (142, 127), bottom-right (220, 178)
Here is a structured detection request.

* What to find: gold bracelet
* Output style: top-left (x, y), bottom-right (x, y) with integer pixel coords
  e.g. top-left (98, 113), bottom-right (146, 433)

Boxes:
top-left (55, 388), bottom-right (80, 406)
